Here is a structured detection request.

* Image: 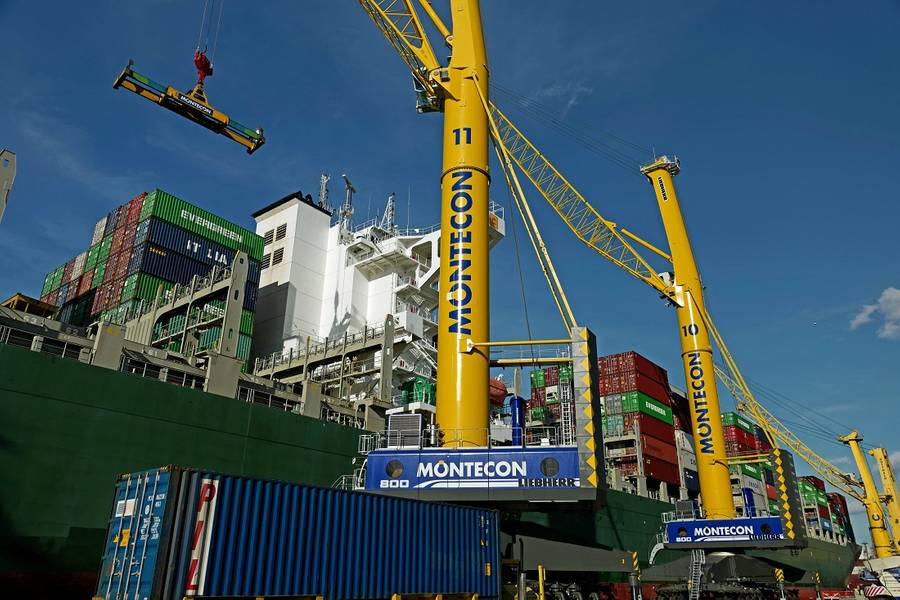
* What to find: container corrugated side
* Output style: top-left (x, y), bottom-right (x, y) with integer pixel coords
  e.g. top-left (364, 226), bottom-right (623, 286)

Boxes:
top-left (95, 467), bottom-right (500, 600)
top-left (139, 189), bottom-right (264, 260)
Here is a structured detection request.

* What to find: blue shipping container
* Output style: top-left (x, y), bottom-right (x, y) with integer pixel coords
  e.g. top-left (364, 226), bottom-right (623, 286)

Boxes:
top-left (95, 467), bottom-right (500, 600)
top-left (682, 468), bottom-right (700, 492)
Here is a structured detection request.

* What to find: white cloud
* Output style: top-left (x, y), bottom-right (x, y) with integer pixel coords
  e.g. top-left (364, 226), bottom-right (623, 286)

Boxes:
top-left (849, 304), bottom-right (877, 330)
top-left (849, 287), bottom-right (900, 339)
top-left (533, 81), bottom-right (594, 118)
top-left (891, 451), bottom-right (900, 470)
top-left (18, 111), bottom-right (155, 202)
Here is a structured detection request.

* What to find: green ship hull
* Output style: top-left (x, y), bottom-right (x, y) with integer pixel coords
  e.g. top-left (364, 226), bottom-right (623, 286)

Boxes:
top-left (0, 344), bottom-right (857, 596)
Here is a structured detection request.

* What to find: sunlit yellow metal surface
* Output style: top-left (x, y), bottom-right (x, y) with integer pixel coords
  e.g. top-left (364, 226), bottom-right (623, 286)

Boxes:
top-left (435, 0), bottom-right (490, 448)
top-left (841, 432), bottom-right (896, 557)
top-left (642, 156), bottom-right (734, 519)
top-left (871, 447), bottom-right (900, 553)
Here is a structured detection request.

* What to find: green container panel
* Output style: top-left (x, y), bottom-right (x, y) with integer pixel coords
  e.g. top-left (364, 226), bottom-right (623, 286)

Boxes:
top-left (237, 334), bottom-right (252, 360)
top-left (84, 244), bottom-right (100, 270)
top-left (530, 369), bottom-right (545, 388)
top-left (139, 189), bottom-right (263, 260)
top-left (97, 236), bottom-right (112, 262)
top-left (721, 411), bottom-right (755, 434)
top-left (731, 462), bottom-right (763, 480)
top-left (240, 309), bottom-right (254, 336)
top-left (91, 263), bottom-right (107, 288)
top-left (768, 499), bottom-right (781, 515)
top-left (619, 391), bottom-right (673, 425)
top-left (816, 490), bottom-right (829, 506)
top-left (122, 273), bottom-right (173, 304)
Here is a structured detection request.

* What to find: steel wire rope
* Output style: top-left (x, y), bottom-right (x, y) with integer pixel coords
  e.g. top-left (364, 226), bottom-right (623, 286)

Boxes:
top-left (500, 157), bottom-right (537, 368)
top-left (490, 83), bottom-right (650, 173)
top-left (197, 0), bottom-right (211, 50)
top-left (491, 81), bottom-right (651, 157)
top-left (210, 0), bottom-right (224, 64)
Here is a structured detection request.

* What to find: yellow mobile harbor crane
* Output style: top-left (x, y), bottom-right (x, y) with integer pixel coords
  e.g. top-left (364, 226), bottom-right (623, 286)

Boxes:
top-left (354, 0), bottom-right (897, 570)
top-left (485, 105), bottom-right (900, 555)
top-left (870, 446), bottom-right (900, 553)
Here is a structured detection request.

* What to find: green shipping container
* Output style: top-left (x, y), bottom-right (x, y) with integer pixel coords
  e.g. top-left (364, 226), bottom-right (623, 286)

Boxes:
top-left (237, 334), bottom-right (251, 360)
top-left (721, 411), bottom-right (755, 434)
top-left (240, 309), bottom-right (254, 336)
top-left (98, 235), bottom-right (112, 262)
top-left (620, 391), bottom-right (674, 425)
top-left (84, 244), bottom-right (100, 270)
top-left (49, 264), bottom-right (64, 291)
top-left (91, 262), bottom-right (107, 288)
top-left (731, 462), bottom-right (763, 480)
top-left (530, 369), bottom-right (545, 389)
top-left (139, 189), bottom-right (263, 261)
top-left (530, 406), bottom-right (547, 422)
top-left (121, 273), bottom-right (173, 304)
top-left (40, 272), bottom-right (53, 297)
top-left (768, 499), bottom-right (780, 515)
top-left (816, 490), bottom-right (828, 506)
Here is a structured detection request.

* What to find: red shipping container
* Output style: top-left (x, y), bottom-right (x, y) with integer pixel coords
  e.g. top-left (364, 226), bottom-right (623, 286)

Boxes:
top-left (766, 483), bottom-right (778, 500)
top-left (110, 227), bottom-right (127, 256)
top-left (801, 475), bottom-right (825, 491)
top-left (599, 371), bottom-right (670, 404)
top-left (616, 458), bottom-right (638, 477)
top-left (599, 351), bottom-right (669, 384)
top-left (723, 425), bottom-right (757, 450)
top-left (92, 286), bottom-right (106, 315)
top-left (115, 203), bottom-right (129, 230)
top-left (62, 258), bottom-right (75, 283)
top-left (114, 249), bottom-right (131, 280)
top-left (122, 221), bottom-right (138, 250)
top-left (643, 455), bottom-right (680, 485)
top-left (623, 412), bottom-right (676, 443)
top-left (65, 282), bottom-right (78, 303)
top-left (77, 271), bottom-right (93, 296)
top-left (530, 387), bottom-right (545, 405)
top-left (47, 290), bottom-right (59, 306)
top-left (639, 434), bottom-right (677, 464)
top-left (817, 505), bottom-right (830, 519)
top-left (127, 192), bottom-right (146, 224)
top-left (543, 366), bottom-right (559, 386)
top-left (725, 440), bottom-right (756, 455)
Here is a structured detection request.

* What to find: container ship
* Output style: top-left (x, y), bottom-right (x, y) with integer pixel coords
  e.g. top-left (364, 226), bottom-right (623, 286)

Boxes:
top-left (0, 184), bottom-right (859, 597)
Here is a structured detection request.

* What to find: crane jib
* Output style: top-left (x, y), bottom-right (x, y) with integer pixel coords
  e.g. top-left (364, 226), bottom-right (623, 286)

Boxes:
top-left (688, 351), bottom-right (715, 454)
top-left (448, 170), bottom-right (475, 335)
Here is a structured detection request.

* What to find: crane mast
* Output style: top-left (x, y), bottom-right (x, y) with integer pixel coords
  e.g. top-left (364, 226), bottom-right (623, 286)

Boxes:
top-left (871, 447), bottom-right (900, 554)
top-left (435, 0), bottom-right (491, 448)
top-left (841, 431), bottom-right (896, 557)
top-left (640, 157), bottom-right (735, 519)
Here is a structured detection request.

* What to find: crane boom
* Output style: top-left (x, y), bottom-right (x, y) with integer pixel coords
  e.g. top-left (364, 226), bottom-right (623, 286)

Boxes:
top-left (487, 104), bottom-right (671, 295)
top-left (357, 0), bottom-right (443, 112)
top-left (485, 101), bottom-right (900, 536)
top-left (842, 432), bottom-right (896, 558)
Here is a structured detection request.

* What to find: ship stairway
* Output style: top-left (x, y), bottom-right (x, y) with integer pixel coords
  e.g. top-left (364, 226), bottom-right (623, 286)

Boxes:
top-left (688, 549), bottom-right (705, 600)
top-left (880, 570), bottom-right (900, 598)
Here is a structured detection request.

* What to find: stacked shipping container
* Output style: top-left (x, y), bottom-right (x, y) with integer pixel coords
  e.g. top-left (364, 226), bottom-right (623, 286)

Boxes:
top-left (599, 351), bottom-right (681, 488)
top-left (527, 364), bottom-right (573, 424)
top-left (39, 189), bottom-right (264, 366)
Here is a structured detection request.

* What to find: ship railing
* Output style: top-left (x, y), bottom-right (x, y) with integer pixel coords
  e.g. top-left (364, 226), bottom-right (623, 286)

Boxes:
top-left (255, 324), bottom-right (387, 371)
top-left (367, 424), bottom-right (572, 451)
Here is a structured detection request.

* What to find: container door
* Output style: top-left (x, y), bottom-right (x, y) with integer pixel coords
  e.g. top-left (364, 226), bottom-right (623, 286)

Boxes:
top-left (95, 469), bottom-right (172, 600)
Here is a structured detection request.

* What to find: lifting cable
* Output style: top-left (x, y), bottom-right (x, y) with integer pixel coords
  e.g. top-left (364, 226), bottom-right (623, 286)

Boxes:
top-left (196, 0), bottom-right (224, 60)
top-left (491, 82), bottom-right (651, 175)
top-left (500, 163), bottom-right (538, 368)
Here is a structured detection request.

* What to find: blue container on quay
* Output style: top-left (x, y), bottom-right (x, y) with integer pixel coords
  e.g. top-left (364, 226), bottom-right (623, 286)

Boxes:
top-left (94, 466), bottom-right (500, 600)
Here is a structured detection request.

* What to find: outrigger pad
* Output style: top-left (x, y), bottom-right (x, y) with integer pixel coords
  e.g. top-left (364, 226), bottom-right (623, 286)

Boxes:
top-left (113, 60), bottom-right (265, 154)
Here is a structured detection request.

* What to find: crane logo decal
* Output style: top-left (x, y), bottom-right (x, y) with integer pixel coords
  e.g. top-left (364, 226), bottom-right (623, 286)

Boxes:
top-left (687, 351), bottom-right (715, 454)
top-left (448, 169), bottom-right (474, 335)
top-left (656, 176), bottom-right (669, 202)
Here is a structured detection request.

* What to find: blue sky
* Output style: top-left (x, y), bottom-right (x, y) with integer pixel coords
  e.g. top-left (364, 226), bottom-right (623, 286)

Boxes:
top-left (2, 1), bottom-right (898, 544)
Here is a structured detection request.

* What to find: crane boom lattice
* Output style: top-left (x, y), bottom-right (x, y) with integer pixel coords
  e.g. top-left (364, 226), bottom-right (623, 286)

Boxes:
top-left (488, 103), bottom-right (670, 295)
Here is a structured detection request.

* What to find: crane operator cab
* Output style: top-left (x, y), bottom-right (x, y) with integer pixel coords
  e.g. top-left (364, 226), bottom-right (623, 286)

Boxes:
top-left (113, 57), bottom-right (265, 154)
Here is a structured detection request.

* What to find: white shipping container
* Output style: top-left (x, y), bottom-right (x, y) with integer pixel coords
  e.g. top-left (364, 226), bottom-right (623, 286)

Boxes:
top-left (734, 490), bottom-right (768, 515)
top-left (675, 430), bottom-right (694, 452)
top-left (678, 449), bottom-right (697, 470)
top-left (92, 216), bottom-right (108, 245)
top-left (732, 473), bottom-right (766, 497)
top-left (72, 251), bottom-right (87, 280)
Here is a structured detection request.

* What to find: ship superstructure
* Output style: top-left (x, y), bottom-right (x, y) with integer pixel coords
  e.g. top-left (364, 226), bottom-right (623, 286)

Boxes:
top-left (249, 181), bottom-right (505, 430)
